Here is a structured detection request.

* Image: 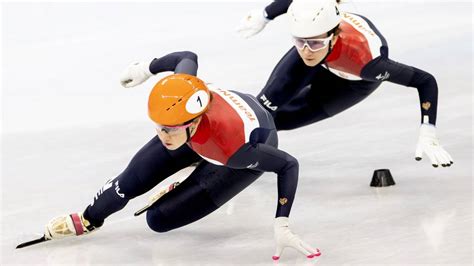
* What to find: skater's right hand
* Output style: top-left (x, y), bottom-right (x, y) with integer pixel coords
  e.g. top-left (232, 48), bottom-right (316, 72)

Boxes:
top-left (120, 61), bottom-right (153, 88)
top-left (272, 217), bottom-right (321, 260)
top-left (236, 9), bottom-right (270, 39)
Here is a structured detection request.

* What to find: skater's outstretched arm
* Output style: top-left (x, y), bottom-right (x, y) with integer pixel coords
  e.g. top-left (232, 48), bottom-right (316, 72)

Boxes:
top-left (228, 141), bottom-right (298, 218)
top-left (361, 57), bottom-right (453, 167)
top-left (227, 140), bottom-right (321, 260)
top-left (361, 57), bottom-right (438, 125)
top-left (149, 51), bottom-right (198, 75)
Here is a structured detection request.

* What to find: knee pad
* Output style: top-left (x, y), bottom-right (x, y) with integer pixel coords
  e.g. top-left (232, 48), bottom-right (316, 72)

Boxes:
top-left (146, 208), bottom-right (171, 233)
top-left (144, 176), bottom-right (220, 232)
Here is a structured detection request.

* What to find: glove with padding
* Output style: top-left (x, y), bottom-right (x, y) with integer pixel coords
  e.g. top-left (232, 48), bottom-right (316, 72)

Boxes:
top-left (273, 217), bottom-right (321, 260)
top-left (120, 61), bottom-right (153, 88)
top-left (236, 9), bottom-right (270, 39)
top-left (415, 123), bottom-right (453, 167)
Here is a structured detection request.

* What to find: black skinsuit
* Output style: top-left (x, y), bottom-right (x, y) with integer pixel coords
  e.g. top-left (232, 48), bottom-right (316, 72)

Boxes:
top-left (259, 0), bottom-right (439, 130)
top-left (84, 52), bottom-right (299, 232)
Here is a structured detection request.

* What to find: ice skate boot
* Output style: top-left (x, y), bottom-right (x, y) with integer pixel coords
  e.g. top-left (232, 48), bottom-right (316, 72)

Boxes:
top-left (45, 212), bottom-right (99, 240)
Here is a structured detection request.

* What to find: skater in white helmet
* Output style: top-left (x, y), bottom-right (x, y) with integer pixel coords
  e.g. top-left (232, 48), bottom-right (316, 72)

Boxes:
top-left (237, 0), bottom-right (453, 167)
top-left (20, 51), bottom-right (320, 261)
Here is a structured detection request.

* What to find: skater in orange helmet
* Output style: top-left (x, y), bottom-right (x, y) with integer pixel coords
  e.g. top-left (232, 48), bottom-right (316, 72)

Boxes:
top-left (23, 51), bottom-right (320, 261)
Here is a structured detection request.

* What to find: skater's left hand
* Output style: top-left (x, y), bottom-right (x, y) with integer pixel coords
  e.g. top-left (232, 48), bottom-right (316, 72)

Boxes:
top-left (236, 9), bottom-right (270, 39)
top-left (415, 124), bottom-right (453, 167)
top-left (273, 217), bottom-right (321, 260)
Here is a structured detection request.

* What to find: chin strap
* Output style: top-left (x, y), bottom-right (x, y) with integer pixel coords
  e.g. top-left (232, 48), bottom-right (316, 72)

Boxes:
top-left (317, 42), bottom-right (333, 68)
top-left (322, 40), bottom-right (333, 63)
top-left (186, 127), bottom-right (192, 142)
top-left (321, 27), bottom-right (338, 66)
top-left (319, 36), bottom-right (333, 68)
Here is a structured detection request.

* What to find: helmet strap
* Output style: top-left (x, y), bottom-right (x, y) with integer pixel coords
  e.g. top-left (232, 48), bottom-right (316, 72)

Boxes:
top-left (321, 40), bottom-right (332, 64)
top-left (322, 26), bottom-right (339, 64)
top-left (328, 39), bottom-right (334, 54)
top-left (186, 127), bottom-right (192, 142)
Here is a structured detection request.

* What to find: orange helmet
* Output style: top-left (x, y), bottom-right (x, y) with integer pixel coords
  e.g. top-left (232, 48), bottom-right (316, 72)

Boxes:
top-left (148, 73), bottom-right (211, 126)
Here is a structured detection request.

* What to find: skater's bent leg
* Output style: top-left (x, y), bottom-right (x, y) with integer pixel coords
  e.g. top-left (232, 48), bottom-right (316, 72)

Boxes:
top-left (83, 136), bottom-right (201, 227)
top-left (146, 162), bottom-right (263, 232)
top-left (146, 176), bottom-right (218, 233)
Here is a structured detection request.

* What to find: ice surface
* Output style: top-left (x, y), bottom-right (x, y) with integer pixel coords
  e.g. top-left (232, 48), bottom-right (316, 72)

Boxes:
top-left (2, 1), bottom-right (472, 265)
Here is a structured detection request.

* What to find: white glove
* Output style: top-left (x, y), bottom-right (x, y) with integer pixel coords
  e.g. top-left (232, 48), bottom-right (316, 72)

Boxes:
top-left (119, 61), bottom-right (153, 88)
top-left (415, 124), bottom-right (453, 167)
top-left (273, 217), bottom-right (321, 260)
top-left (236, 9), bottom-right (270, 39)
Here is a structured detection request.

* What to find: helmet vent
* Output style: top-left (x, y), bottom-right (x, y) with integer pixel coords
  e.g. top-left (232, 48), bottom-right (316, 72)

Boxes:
top-left (314, 7), bottom-right (324, 20)
top-left (166, 102), bottom-right (178, 111)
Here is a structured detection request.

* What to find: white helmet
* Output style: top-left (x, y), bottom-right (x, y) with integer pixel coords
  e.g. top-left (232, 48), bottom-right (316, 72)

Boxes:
top-left (288, 0), bottom-right (342, 38)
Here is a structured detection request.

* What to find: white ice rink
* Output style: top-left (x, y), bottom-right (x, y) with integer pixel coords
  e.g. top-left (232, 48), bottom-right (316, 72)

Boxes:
top-left (1, 1), bottom-right (472, 265)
